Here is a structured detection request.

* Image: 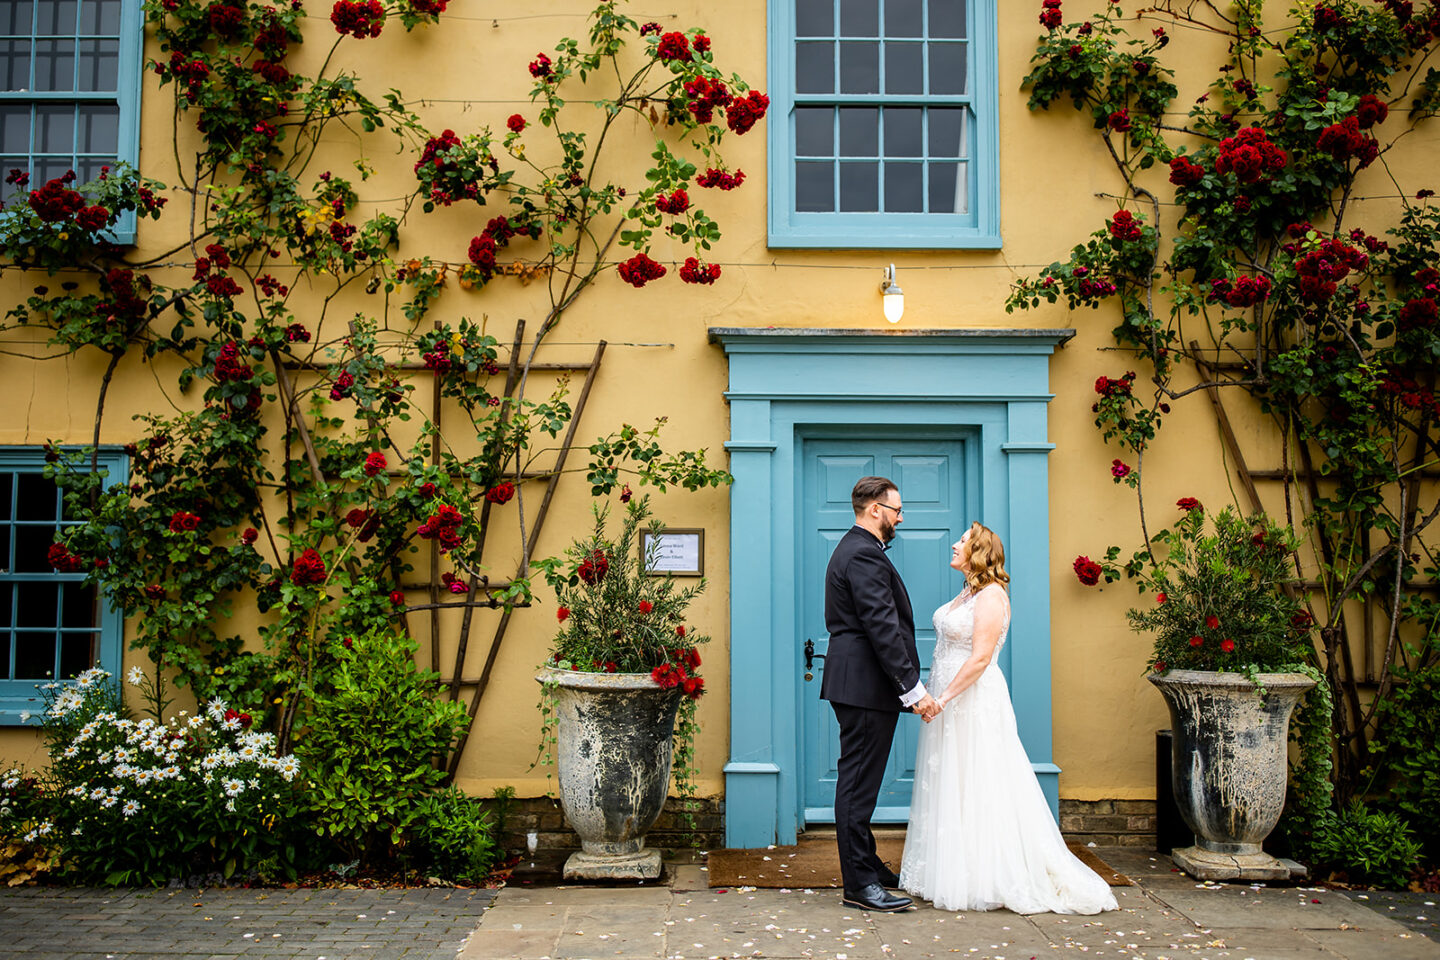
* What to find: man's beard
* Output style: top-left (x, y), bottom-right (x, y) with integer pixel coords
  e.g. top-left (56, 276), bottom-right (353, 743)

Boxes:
top-left (878, 516), bottom-right (897, 543)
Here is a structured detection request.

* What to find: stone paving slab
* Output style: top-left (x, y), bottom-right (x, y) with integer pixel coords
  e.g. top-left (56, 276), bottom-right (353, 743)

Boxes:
top-left (0, 886), bottom-right (494, 959)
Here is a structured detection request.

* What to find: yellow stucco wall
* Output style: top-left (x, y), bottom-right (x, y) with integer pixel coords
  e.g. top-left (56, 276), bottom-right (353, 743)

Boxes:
top-left (2, 1), bottom-right (1436, 809)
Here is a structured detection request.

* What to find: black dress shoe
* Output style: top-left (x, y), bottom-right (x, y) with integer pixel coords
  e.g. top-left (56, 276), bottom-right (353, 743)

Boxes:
top-left (877, 867), bottom-right (902, 888)
top-left (841, 883), bottom-right (913, 912)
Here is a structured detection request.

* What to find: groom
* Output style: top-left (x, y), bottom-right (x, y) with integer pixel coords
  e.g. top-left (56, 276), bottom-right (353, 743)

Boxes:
top-left (821, 476), bottom-right (940, 912)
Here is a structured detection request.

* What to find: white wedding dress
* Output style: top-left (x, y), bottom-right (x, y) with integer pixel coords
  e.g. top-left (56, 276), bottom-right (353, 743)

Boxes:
top-left (899, 585), bottom-right (1118, 914)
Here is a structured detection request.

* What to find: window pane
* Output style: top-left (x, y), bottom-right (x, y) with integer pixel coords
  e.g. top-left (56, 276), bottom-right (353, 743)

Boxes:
top-left (59, 632), bottom-right (94, 678)
top-left (884, 162), bottom-right (923, 212)
top-left (0, 39), bottom-right (31, 91)
top-left (0, 632), bottom-right (8, 678)
top-left (33, 38), bottom-right (75, 91)
top-left (79, 0), bottom-right (121, 34)
top-left (884, 41), bottom-right (922, 93)
top-left (929, 107), bottom-right (965, 157)
top-left (930, 161), bottom-right (961, 212)
top-left (0, 156), bottom-right (24, 201)
top-left (839, 161), bottom-right (877, 211)
top-left (0, 525), bottom-right (9, 573)
top-left (16, 472), bottom-right (58, 522)
top-left (0, 472), bottom-right (10, 522)
top-left (14, 631), bottom-right (55, 679)
top-left (885, 0), bottom-right (923, 36)
top-left (839, 0), bottom-right (877, 35)
top-left (0, 104), bottom-right (28, 150)
top-left (795, 160), bottom-right (834, 211)
top-left (884, 107), bottom-right (922, 156)
top-left (796, 0), bottom-right (832, 36)
top-left (35, 102), bottom-right (73, 152)
top-left (795, 106), bottom-right (832, 157)
top-left (0, 584), bottom-right (11, 627)
top-left (61, 583), bottom-right (95, 627)
top-left (17, 581), bottom-right (57, 627)
top-left (13, 525), bottom-right (54, 573)
top-left (76, 38), bottom-right (117, 91)
top-left (35, 156), bottom-right (72, 183)
top-left (75, 156), bottom-right (106, 182)
top-left (0, 0), bottom-right (36, 34)
top-left (795, 41), bottom-right (834, 94)
top-left (78, 102), bottom-right (116, 151)
top-left (36, 0), bottom-right (77, 34)
top-left (839, 41), bottom-right (878, 93)
top-left (929, 0), bottom-right (966, 38)
top-left (929, 40), bottom-right (967, 94)
top-left (839, 106), bottom-right (877, 156)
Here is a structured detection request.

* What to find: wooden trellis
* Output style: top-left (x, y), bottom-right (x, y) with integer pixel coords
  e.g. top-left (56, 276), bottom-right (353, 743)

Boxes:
top-left (1193, 348), bottom-right (1438, 780)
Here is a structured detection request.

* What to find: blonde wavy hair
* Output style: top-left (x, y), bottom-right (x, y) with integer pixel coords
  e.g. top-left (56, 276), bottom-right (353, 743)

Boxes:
top-left (963, 522), bottom-right (1010, 592)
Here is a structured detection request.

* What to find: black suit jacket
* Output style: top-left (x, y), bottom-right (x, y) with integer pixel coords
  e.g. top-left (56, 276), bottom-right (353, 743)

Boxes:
top-left (819, 525), bottom-right (921, 712)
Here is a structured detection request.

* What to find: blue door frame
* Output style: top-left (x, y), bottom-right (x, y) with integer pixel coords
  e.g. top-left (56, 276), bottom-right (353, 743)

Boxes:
top-left (709, 327), bottom-right (1074, 849)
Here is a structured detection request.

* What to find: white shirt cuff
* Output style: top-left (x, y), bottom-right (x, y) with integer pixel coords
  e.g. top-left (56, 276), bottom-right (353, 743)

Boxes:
top-left (898, 681), bottom-right (927, 707)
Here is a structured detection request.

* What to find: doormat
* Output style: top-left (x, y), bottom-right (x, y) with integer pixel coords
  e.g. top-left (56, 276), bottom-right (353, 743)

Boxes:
top-left (705, 834), bottom-right (1133, 889)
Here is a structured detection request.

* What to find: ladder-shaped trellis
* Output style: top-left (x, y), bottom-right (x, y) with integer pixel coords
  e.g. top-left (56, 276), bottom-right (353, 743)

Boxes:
top-left (399, 319), bottom-right (606, 776)
top-left (1193, 348), bottom-right (1438, 783)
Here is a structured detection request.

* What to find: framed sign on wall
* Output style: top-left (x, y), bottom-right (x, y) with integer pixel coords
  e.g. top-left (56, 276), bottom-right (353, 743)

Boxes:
top-left (639, 529), bottom-right (704, 577)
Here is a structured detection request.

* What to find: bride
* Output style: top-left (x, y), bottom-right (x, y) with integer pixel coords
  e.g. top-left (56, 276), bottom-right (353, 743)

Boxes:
top-left (899, 522), bottom-right (1118, 915)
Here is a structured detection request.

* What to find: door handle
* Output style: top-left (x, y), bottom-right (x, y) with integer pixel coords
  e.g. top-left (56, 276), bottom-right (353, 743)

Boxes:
top-left (804, 638), bottom-right (826, 682)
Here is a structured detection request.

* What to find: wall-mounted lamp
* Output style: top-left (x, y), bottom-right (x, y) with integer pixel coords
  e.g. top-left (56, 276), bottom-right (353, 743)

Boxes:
top-left (881, 263), bottom-right (905, 324)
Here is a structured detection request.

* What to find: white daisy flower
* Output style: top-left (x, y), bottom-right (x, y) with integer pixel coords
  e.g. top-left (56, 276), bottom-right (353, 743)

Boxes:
top-left (122, 800), bottom-right (139, 817)
top-left (100, 795), bottom-right (117, 808)
top-left (224, 799), bottom-right (236, 812)
top-left (133, 769), bottom-right (152, 785)
top-left (62, 746), bottom-right (79, 758)
top-left (126, 666), bottom-right (145, 686)
top-left (277, 757), bottom-right (299, 781)
top-left (89, 787), bottom-right (106, 800)
top-left (223, 778), bottom-right (244, 797)
top-left (72, 785), bottom-right (89, 798)
top-left (200, 754), bottom-right (222, 771)
top-left (202, 771), bottom-right (214, 784)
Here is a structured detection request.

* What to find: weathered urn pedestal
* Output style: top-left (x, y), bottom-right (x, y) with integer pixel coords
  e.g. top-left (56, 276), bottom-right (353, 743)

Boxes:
top-left (1149, 669), bottom-right (1315, 882)
top-left (538, 669), bottom-right (682, 881)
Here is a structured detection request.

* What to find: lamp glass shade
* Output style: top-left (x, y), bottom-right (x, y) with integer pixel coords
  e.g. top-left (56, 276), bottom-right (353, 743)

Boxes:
top-left (882, 288), bottom-right (905, 324)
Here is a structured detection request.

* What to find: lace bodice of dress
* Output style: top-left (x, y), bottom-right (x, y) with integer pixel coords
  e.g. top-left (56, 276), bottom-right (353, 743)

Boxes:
top-left (931, 585), bottom-right (1010, 664)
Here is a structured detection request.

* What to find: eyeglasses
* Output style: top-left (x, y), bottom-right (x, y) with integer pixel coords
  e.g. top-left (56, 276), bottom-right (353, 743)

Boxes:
top-left (875, 502), bottom-right (904, 517)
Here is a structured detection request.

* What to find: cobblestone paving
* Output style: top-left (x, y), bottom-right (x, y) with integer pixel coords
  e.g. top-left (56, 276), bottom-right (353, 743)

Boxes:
top-left (0, 885), bottom-right (495, 960)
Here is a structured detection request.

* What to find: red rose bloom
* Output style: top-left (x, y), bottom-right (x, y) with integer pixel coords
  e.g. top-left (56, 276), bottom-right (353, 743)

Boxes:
top-left (656, 31), bottom-right (691, 62)
top-left (529, 53), bottom-right (552, 78)
top-left (1177, 497), bottom-right (1202, 512)
top-left (330, 0), bottom-right (383, 38)
top-left (655, 188), bottom-right (689, 215)
top-left (1072, 555), bottom-right (1103, 586)
top-left (725, 90), bottom-right (770, 135)
top-left (242, 527), bottom-right (259, 544)
top-left (389, 590), bottom-right (405, 607)
top-left (507, 114), bottom-right (526, 133)
top-left (1205, 615), bottom-right (1220, 629)
top-left (291, 548), bottom-right (327, 586)
top-left (144, 584), bottom-right (165, 600)
top-left (1220, 638), bottom-right (1236, 653)
top-left (1108, 109), bottom-right (1131, 132)
top-left (1108, 210), bottom-right (1143, 241)
top-left (617, 252), bottom-right (667, 288)
top-left (364, 451), bottom-right (387, 477)
top-left (693, 34), bottom-right (711, 54)
top-left (679, 257), bottom-right (722, 285)
top-left (1169, 156), bottom-right (1205, 188)
top-left (485, 480), bottom-right (515, 504)
top-left (1111, 459), bottom-right (1131, 479)
top-left (577, 550), bottom-right (610, 584)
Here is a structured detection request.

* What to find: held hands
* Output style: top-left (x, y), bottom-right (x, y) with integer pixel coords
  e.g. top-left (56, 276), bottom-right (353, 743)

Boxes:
top-left (914, 693), bottom-right (942, 723)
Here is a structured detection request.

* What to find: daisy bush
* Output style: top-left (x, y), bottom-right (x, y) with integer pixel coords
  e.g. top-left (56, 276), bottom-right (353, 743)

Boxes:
top-left (0, 668), bottom-right (300, 885)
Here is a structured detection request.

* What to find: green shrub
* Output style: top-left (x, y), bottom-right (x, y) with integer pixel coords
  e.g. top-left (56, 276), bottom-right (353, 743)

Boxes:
top-left (1368, 659), bottom-right (1440, 855)
top-left (1310, 801), bottom-right (1423, 890)
top-left (295, 630), bottom-right (468, 865)
top-left (412, 786), bottom-right (498, 883)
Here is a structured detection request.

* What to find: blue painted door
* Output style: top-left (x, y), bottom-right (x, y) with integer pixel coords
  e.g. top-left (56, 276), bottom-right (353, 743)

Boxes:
top-left (801, 438), bottom-right (969, 823)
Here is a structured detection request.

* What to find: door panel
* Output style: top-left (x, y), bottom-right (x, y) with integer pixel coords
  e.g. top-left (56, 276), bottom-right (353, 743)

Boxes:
top-left (801, 438), bottom-right (968, 823)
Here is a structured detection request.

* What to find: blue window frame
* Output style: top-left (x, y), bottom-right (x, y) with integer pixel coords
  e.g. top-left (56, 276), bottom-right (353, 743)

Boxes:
top-left (0, 0), bottom-right (144, 243)
top-left (768, 0), bottom-right (999, 249)
top-left (0, 447), bottom-right (127, 725)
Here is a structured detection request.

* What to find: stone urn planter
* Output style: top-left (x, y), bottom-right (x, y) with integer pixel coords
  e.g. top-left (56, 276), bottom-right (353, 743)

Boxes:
top-left (1149, 669), bottom-right (1315, 881)
top-left (537, 668), bottom-right (683, 880)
